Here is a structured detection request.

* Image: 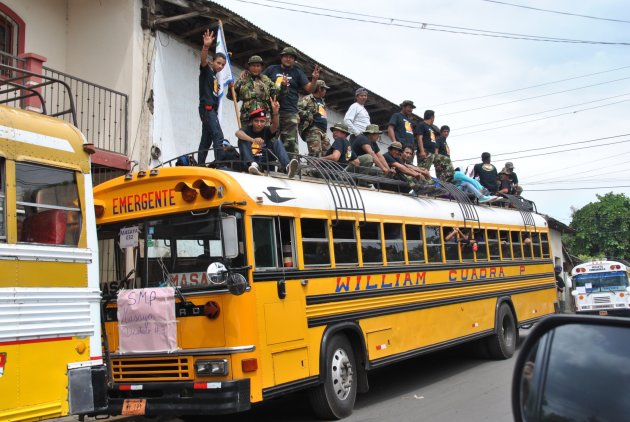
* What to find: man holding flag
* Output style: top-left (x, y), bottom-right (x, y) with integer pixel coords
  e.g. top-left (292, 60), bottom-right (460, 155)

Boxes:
top-left (197, 28), bottom-right (228, 165)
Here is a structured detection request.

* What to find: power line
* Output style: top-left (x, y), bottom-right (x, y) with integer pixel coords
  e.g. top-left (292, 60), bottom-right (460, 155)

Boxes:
top-left (442, 76), bottom-right (630, 116)
top-left (436, 65), bottom-right (630, 106)
top-left (526, 151), bottom-right (630, 183)
top-left (229, 0), bottom-right (630, 45)
top-left (456, 92), bottom-right (630, 130)
top-left (451, 98), bottom-right (630, 137)
top-left (480, 0), bottom-right (630, 24)
top-left (527, 185), bottom-right (630, 191)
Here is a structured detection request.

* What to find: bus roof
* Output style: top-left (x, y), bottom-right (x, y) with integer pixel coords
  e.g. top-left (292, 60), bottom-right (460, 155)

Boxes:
top-left (94, 166), bottom-right (548, 230)
top-left (0, 105), bottom-right (90, 173)
top-left (572, 260), bottom-right (628, 276)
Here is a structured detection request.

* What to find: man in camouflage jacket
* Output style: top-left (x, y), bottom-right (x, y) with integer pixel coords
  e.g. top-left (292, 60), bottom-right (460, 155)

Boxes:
top-left (298, 80), bottom-right (330, 157)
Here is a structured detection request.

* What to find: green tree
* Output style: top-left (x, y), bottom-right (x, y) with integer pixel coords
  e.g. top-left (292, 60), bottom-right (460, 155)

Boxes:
top-left (567, 192), bottom-right (630, 259)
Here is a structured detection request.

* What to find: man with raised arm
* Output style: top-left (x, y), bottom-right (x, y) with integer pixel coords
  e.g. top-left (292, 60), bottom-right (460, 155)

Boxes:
top-left (197, 29), bottom-right (227, 165)
top-left (263, 47), bottom-right (320, 154)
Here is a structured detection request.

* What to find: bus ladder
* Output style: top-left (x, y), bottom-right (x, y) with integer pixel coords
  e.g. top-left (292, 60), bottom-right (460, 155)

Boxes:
top-left (501, 193), bottom-right (537, 231)
top-left (298, 155), bottom-right (367, 224)
top-left (433, 180), bottom-right (481, 229)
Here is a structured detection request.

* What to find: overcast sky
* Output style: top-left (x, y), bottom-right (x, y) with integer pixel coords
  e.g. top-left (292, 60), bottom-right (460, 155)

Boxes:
top-left (213, 0), bottom-right (630, 224)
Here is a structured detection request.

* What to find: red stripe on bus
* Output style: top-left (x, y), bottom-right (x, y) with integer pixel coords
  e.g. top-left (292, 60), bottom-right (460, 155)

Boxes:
top-left (0, 337), bottom-right (73, 346)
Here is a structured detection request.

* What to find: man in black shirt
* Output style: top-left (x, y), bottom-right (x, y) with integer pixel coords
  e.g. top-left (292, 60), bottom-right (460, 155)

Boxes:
top-left (502, 162), bottom-right (523, 196)
top-left (414, 110), bottom-right (454, 181)
top-left (322, 122), bottom-right (359, 166)
top-left (473, 152), bottom-right (499, 194)
top-left (235, 99), bottom-right (298, 178)
top-left (197, 29), bottom-right (227, 165)
top-left (263, 47), bottom-right (320, 154)
top-left (387, 100), bottom-right (416, 151)
top-left (383, 141), bottom-right (431, 192)
top-left (436, 125), bottom-right (450, 157)
top-left (352, 124), bottom-right (392, 174)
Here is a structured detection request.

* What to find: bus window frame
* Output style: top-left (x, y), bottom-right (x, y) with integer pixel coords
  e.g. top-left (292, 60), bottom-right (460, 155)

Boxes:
top-left (443, 226), bottom-right (462, 262)
top-left (384, 222), bottom-right (405, 264)
top-left (511, 231), bottom-right (523, 259)
top-left (500, 229), bottom-right (512, 260)
top-left (425, 225), bottom-right (443, 263)
top-left (541, 232), bottom-right (550, 258)
top-left (300, 217), bottom-right (331, 267)
top-left (0, 157), bottom-right (5, 242)
top-left (474, 228), bottom-right (488, 262)
top-left (360, 221), bottom-right (383, 265)
top-left (332, 219), bottom-right (359, 266)
top-left (405, 223), bottom-right (426, 264)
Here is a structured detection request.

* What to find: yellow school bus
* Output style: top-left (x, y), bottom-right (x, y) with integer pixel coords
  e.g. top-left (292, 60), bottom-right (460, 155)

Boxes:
top-left (94, 164), bottom-right (555, 419)
top-left (0, 105), bottom-right (106, 421)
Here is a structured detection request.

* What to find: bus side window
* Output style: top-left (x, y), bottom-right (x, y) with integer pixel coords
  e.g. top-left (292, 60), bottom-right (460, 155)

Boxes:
top-left (474, 229), bottom-right (488, 261)
top-left (384, 223), bottom-right (404, 264)
top-left (360, 222), bottom-right (383, 265)
top-left (301, 218), bottom-right (330, 266)
top-left (16, 162), bottom-right (81, 246)
top-left (405, 224), bottom-right (425, 263)
top-left (252, 217), bottom-right (277, 268)
top-left (332, 220), bottom-right (358, 265)
top-left (0, 158), bottom-right (5, 242)
top-left (522, 231), bottom-right (533, 259)
top-left (531, 232), bottom-right (542, 258)
top-left (511, 231), bottom-right (523, 259)
top-left (488, 230), bottom-right (500, 261)
top-left (425, 225), bottom-right (442, 263)
top-left (541, 233), bottom-right (550, 258)
top-left (500, 230), bottom-right (512, 260)
top-left (443, 226), bottom-right (460, 262)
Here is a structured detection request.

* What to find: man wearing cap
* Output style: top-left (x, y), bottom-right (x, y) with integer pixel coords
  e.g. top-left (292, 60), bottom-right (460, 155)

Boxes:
top-left (344, 88), bottom-right (371, 141)
top-left (502, 162), bottom-right (523, 196)
top-left (198, 29), bottom-right (228, 165)
top-left (498, 170), bottom-right (515, 195)
top-left (235, 97), bottom-right (298, 178)
top-left (473, 152), bottom-right (499, 194)
top-left (383, 141), bottom-right (431, 192)
top-left (298, 79), bottom-right (330, 157)
top-left (387, 100), bottom-right (416, 151)
top-left (322, 122), bottom-right (359, 166)
top-left (263, 46), bottom-right (320, 154)
top-left (229, 55), bottom-right (283, 127)
top-left (352, 124), bottom-right (392, 174)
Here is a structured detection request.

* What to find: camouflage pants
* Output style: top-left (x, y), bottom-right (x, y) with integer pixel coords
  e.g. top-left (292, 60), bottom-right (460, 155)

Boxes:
top-left (417, 153), bottom-right (454, 182)
top-left (279, 111), bottom-right (299, 154)
top-left (302, 127), bottom-right (331, 157)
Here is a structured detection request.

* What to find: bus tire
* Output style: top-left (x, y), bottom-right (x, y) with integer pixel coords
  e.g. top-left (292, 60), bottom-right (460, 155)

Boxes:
top-left (486, 303), bottom-right (517, 359)
top-left (308, 334), bottom-right (357, 420)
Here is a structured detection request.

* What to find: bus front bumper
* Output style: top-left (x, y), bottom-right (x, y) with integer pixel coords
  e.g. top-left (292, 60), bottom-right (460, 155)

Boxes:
top-left (107, 379), bottom-right (251, 416)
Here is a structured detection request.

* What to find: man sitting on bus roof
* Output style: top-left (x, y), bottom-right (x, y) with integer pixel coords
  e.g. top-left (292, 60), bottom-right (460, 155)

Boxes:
top-left (235, 98), bottom-right (299, 178)
top-left (383, 141), bottom-right (432, 194)
top-left (321, 122), bottom-right (360, 167)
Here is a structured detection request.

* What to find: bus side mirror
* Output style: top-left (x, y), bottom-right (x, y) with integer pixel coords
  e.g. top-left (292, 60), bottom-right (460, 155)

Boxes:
top-left (512, 315), bottom-right (630, 422)
top-left (221, 216), bottom-right (238, 259)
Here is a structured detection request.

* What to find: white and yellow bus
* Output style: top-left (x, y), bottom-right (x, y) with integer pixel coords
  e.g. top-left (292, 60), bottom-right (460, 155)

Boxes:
top-left (0, 104), bottom-right (106, 421)
top-left (569, 260), bottom-right (630, 315)
top-left (94, 164), bottom-right (556, 419)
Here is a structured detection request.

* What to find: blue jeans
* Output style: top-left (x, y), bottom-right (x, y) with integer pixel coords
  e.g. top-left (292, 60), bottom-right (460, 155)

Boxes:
top-left (238, 138), bottom-right (290, 170)
top-left (458, 181), bottom-right (484, 199)
top-left (198, 106), bottom-right (225, 164)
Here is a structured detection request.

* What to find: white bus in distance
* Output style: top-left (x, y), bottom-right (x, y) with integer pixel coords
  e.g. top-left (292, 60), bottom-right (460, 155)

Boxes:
top-left (569, 260), bottom-right (630, 316)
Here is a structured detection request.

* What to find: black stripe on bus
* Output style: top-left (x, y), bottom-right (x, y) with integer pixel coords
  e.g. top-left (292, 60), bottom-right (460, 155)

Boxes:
top-left (367, 329), bottom-right (495, 369)
top-left (306, 272), bottom-right (553, 305)
top-left (307, 283), bottom-right (555, 327)
top-left (262, 376), bottom-right (320, 400)
top-left (252, 259), bottom-right (552, 282)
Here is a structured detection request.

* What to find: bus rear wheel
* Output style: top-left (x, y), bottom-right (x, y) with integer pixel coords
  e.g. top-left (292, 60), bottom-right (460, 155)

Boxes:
top-left (486, 303), bottom-right (517, 359)
top-left (308, 334), bottom-right (357, 420)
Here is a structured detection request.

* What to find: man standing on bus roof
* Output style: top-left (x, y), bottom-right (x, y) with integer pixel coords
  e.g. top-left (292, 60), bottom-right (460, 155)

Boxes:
top-left (263, 46), bottom-right (320, 155)
top-left (235, 98), bottom-right (298, 178)
top-left (387, 100), bottom-right (416, 152)
top-left (344, 88), bottom-right (371, 141)
top-left (198, 29), bottom-right (227, 166)
top-left (298, 79), bottom-right (331, 157)
top-left (322, 122), bottom-right (359, 167)
top-left (229, 55), bottom-right (284, 127)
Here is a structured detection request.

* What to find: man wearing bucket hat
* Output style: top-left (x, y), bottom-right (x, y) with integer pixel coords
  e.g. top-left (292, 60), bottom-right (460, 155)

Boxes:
top-left (382, 141), bottom-right (431, 193)
top-left (229, 55), bottom-right (283, 127)
top-left (502, 162), bottom-right (523, 196)
top-left (352, 124), bottom-right (392, 174)
top-left (322, 122), bottom-right (359, 166)
top-left (298, 79), bottom-right (331, 157)
top-left (264, 46), bottom-right (321, 154)
top-left (387, 100), bottom-right (416, 151)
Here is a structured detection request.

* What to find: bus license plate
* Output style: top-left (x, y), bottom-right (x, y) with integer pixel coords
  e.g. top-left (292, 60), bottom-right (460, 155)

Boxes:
top-left (599, 310), bottom-right (608, 316)
top-left (122, 399), bottom-right (146, 416)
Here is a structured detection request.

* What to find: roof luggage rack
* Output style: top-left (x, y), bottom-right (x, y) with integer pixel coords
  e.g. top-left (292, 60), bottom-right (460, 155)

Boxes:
top-left (298, 156), bottom-right (367, 223)
top-left (501, 193), bottom-right (537, 231)
top-left (431, 180), bottom-right (481, 229)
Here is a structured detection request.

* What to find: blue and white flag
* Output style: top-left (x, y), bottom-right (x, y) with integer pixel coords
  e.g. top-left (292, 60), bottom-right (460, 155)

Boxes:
top-left (215, 24), bottom-right (234, 123)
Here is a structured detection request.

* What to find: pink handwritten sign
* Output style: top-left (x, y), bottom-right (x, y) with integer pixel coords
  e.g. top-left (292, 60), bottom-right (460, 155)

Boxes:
top-left (117, 287), bottom-right (178, 353)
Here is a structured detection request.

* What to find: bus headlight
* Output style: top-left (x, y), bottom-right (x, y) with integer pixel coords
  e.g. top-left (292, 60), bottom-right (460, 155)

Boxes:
top-left (195, 359), bottom-right (228, 376)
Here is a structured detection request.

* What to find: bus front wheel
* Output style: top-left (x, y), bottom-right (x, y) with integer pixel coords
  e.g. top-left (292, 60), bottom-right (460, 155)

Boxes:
top-left (486, 303), bottom-right (517, 359)
top-left (308, 334), bottom-right (357, 420)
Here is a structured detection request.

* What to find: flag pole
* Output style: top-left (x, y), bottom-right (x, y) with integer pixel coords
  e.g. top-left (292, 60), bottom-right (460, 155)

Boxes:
top-left (218, 19), bottom-right (242, 129)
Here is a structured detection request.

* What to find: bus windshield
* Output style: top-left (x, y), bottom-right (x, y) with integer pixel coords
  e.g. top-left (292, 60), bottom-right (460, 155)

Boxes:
top-left (98, 209), bottom-right (246, 292)
top-left (573, 272), bottom-right (629, 293)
